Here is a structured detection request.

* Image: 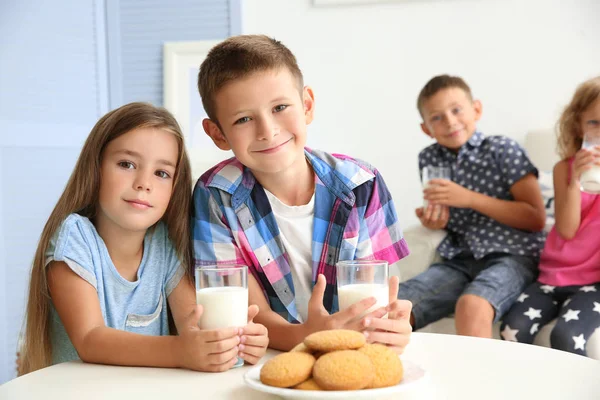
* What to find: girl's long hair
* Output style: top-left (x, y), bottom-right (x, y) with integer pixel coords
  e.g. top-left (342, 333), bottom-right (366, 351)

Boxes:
top-left (19, 102), bottom-right (192, 375)
top-left (557, 76), bottom-right (600, 159)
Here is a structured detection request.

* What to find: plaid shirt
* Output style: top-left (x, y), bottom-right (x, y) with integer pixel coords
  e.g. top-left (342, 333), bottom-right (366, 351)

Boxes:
top-left (192, 148), bottom-right (409, 323)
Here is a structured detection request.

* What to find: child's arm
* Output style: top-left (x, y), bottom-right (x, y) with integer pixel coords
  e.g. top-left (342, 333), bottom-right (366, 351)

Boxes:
top-left (552, 150), bottom-right (596, 239)
top-left (49, 261), bottom-right (240, 372)
top-left (424, 173), bottom-right (546, 232)
top-left (249, 273), bottom-right (378, 351)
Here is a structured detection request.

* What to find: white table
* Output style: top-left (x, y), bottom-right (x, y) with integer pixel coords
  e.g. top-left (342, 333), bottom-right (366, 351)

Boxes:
top-left (2, 332), bottom-right (600, 400)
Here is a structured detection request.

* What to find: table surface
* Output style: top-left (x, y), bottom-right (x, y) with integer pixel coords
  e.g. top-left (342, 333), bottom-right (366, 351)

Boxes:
top-left (2, 332), bottom-right (600, 400)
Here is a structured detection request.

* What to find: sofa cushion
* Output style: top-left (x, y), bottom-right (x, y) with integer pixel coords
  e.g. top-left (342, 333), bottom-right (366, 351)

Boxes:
top-left (525, 129), bottom-right (560, 172)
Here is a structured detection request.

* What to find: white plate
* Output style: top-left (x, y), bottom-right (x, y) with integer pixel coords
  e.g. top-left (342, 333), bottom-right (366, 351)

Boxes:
top-left (243, 359), bottom-right (428, 399)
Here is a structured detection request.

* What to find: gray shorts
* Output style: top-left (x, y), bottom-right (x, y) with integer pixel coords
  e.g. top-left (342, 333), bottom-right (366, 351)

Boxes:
top-left (397, 253), bottom-right (537, 329)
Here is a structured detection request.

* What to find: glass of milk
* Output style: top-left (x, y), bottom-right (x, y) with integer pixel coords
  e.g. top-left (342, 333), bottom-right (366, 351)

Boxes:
top-left (195, 265), bottom-right (248, 368)
top-left (336, 260), bottom-right (389, 318)
top-left (422, 165), bottom-right (452, 211)
top-left (580, 129), bottom-right (600, 194)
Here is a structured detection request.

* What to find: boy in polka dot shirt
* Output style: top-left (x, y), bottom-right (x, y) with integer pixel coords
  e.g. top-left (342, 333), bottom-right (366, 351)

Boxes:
top-left (398, 75), bottom-right (547, 338)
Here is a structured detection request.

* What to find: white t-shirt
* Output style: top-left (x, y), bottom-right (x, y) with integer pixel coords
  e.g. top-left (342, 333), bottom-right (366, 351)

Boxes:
top-left (264, 189), bottom-right (314, 323)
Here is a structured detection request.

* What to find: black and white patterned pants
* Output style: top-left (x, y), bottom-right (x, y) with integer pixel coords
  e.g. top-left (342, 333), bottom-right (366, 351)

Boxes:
top-left (500, 281), bottom-right (600, 356)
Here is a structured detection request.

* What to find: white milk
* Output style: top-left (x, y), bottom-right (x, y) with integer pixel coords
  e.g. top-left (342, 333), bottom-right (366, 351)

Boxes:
top-left (580, 166), bottom-right (600, 193)
top-left (338, 283), bottom-right (389, 316)
top-left (196, 286), bottom-right (248, 330)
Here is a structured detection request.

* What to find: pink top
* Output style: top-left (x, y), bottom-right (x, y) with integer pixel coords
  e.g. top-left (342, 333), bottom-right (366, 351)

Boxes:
top-left (538, 159), bottom-right (600, 286)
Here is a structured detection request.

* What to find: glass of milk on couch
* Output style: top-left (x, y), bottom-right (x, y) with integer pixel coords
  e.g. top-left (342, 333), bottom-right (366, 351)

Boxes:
top-left (580, 129), bottom-right (600, 194)
top-left (195, 265), bottom-right (248, 368)
top-left (336, 260), bottom-right (389, 318)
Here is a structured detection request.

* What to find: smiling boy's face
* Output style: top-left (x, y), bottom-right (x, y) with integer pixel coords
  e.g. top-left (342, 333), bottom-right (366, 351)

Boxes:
top-left (420, 87), bottom-right (482, 151)
top-left (203, 67), bottom-right (315, 177)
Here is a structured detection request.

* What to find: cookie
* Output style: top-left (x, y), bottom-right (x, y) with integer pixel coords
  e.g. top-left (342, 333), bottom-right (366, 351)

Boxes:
top-left (291, 343), bottom-right (324, 358)
top-left (358, 344), bottom-right (403, 388)
top-left (290, 342), bottom-right (313, 354)
top-left (294, 378), bottom-right (322, 391)
top-left (260, 352), bottom-right (316, 388)
top-left (304, 329), bottom-right (366, 353)
top-left (312, 350), bottom-right (374, 390)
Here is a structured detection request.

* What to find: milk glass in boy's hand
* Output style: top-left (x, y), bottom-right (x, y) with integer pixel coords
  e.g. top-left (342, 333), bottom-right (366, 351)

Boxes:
top-left (421, 166), bottom-right (451, 209)
top-left (336, 260), bottom-right (389, 318)
top-left (580, 129), bottom-right (600, 194)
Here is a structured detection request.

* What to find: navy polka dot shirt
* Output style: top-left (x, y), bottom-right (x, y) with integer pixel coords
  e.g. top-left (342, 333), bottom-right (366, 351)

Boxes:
top-left (419, 131), bottom-right (547, 260)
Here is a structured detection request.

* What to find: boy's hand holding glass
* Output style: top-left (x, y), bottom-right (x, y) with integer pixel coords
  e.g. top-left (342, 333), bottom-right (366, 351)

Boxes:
top-left (238, 304), bottom-right (269, 365)
top-left (415, 204), bottom-right (449, 230)
top-left (421, 165), bottom-right (470, 209)
top-left (336, 261), bottom-right (412, 355)
top-left (304, 274), bottom-right (379, 334)
top-left (424, 178), bottom-right (473, 208)
top-left (362, 275), bottom-right (412, 355)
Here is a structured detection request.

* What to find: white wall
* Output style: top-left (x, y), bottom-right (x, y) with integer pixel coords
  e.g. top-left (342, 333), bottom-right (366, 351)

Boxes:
top-left (241, 0), bottom-right (600, 228)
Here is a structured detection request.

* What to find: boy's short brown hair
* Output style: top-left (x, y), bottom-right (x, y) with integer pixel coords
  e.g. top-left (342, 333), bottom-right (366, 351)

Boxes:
top-left (197, 34), bottom-right (304, 123)
top-left (417, 75), bottom-right (473, 118)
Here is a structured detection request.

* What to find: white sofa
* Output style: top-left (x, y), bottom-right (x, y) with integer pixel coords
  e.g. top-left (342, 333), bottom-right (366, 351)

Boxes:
top-left (393, 129), bottom-right (600, 358)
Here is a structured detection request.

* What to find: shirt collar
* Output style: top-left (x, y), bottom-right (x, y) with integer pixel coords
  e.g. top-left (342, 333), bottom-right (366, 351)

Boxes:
top-left (467, 131), bottom-right (484, 148)
top-left (438, 130), bottom-right (484, 159)
top-left (203, 148), bottom-right (375, 208)
top-left (305, 148), bottom-right (375, 206)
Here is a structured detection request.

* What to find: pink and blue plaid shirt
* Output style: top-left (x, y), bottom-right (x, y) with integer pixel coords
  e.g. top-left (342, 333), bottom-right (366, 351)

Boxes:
top-left (192, 148), bottom-right (409, 323)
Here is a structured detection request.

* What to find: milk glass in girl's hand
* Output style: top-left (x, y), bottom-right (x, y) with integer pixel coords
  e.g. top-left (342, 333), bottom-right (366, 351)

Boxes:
top-left (336, 260), bottom-right (389, 317)
top-left (422, 166), bottom-right (452, 209)
top-left (580, 129), bottom-right (600, 194)
top-left (195, 266), bottom-right (248, 367)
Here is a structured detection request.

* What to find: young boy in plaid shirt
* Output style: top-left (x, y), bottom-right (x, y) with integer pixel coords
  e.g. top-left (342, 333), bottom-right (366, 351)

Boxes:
top-left (191, 35), bottom-right (412, 352)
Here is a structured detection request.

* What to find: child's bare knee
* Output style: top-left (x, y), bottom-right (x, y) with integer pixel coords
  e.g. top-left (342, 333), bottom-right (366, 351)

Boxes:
top-left (455, 294), bottom-right (494, 319)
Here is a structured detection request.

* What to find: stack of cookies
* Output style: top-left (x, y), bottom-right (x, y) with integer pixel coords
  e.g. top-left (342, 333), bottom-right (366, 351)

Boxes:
top-left (259, 329), bottom-right (403, 391)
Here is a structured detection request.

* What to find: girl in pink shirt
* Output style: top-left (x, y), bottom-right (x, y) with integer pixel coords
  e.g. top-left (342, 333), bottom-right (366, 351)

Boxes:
top-left (500, 77), bottom-right (600, 356)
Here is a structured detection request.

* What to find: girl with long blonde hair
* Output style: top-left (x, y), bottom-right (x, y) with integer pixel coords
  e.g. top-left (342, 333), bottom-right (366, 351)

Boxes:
top-left (19, 102), bottom-right (268, 374)
top-left (501, 77), bottom-right (600, 356)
